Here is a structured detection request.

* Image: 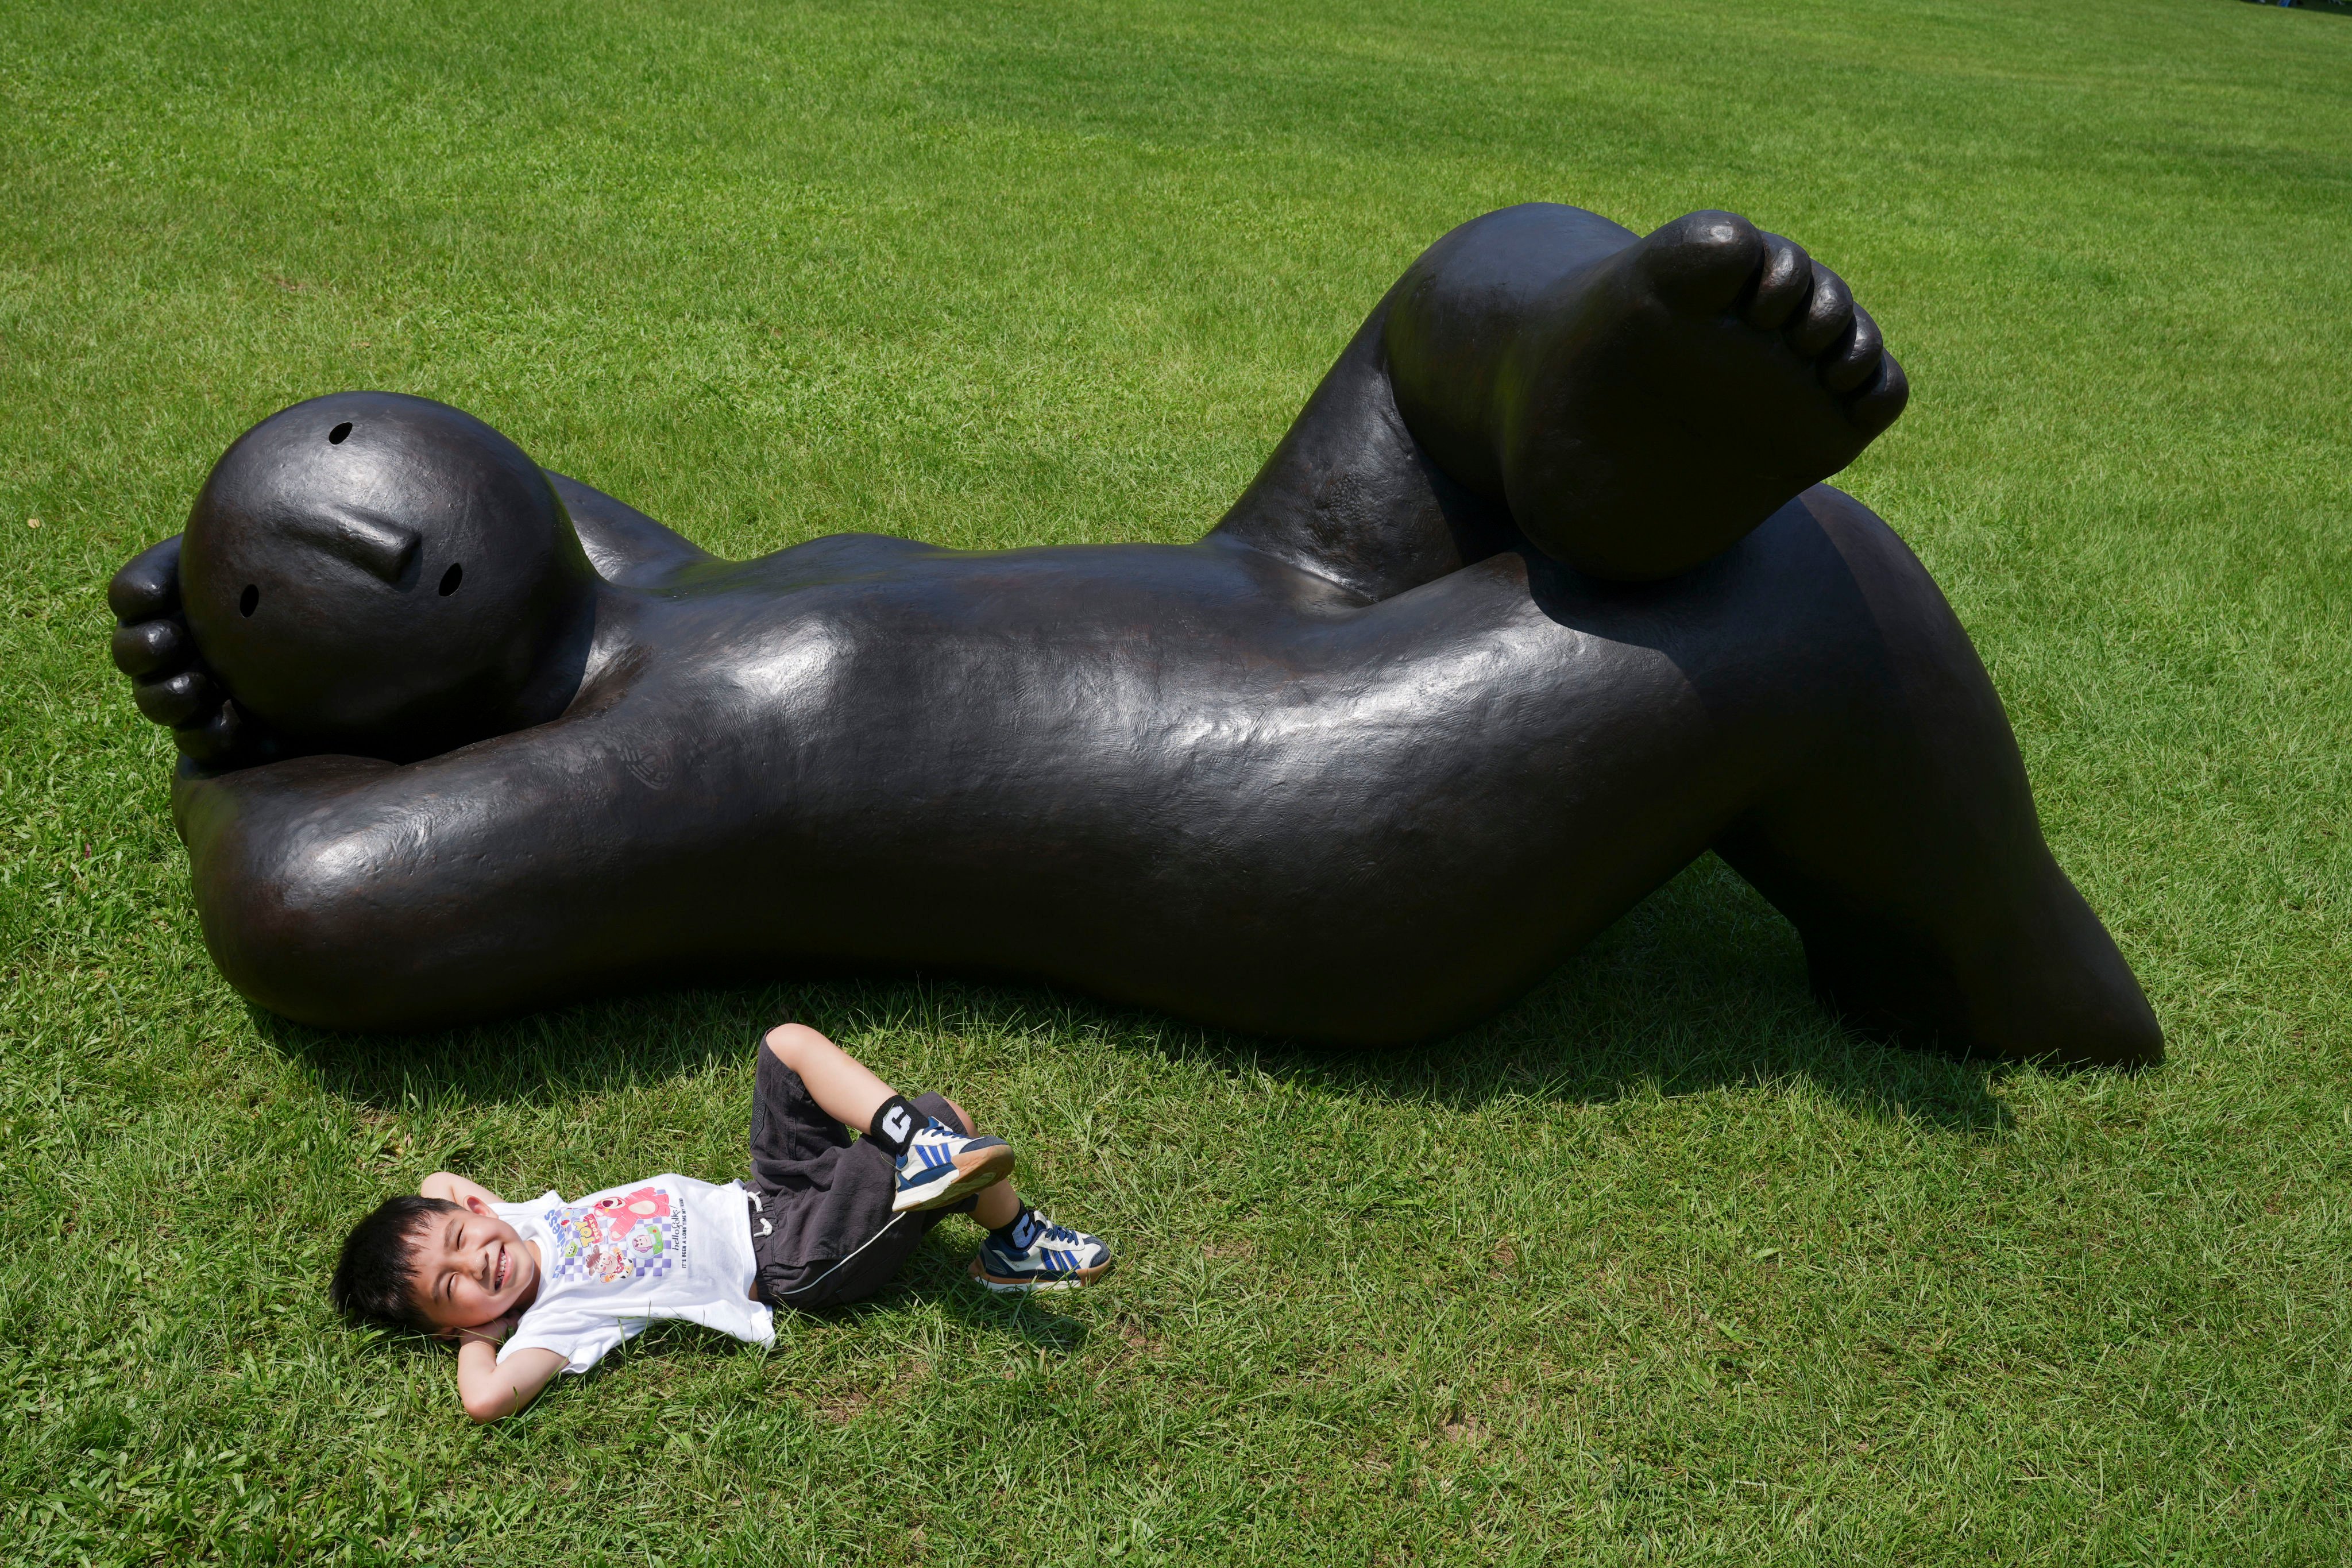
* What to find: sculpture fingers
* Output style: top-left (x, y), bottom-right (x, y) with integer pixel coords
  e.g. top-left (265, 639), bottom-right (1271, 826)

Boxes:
top-left (172, 698), bottom-right (247, 767)
top-left (133, 667), bottom-right (223, 729)
top-left (107, 534), bottom-right (184, 622)
top-left (111, 616), bottom-right (194, 679)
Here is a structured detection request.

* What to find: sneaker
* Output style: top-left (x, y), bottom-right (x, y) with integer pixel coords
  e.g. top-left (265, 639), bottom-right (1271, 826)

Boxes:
top-left (968, 1211), bottom-right (1114, 1292)
top-left (890, 1120), bottom-right (1015, 1213)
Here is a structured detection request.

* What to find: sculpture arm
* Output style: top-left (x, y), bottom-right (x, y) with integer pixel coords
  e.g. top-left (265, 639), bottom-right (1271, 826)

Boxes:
top-left (544, 472), bottom-right (718, 586)
top-left (169, 737), bottom-right (683, 1030)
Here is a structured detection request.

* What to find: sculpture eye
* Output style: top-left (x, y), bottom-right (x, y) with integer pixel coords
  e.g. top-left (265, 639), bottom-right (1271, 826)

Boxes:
top-left (240, 584), bottom-right (259, 617)
top-left (439, 563), bottom-right (464, 596)
top-left (328, 422), bottom-right (352, 444)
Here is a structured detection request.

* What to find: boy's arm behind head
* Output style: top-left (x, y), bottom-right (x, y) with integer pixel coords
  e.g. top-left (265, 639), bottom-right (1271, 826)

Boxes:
top-left (420, 1171), bottom-right (508, 1208)
top-left (335, 1179), bottom-right (568, 1423)
top-left (456, 1341), bottom-right (565, 1424)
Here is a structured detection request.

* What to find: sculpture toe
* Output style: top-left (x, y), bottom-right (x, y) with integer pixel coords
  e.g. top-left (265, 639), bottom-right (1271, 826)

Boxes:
top-left (1844, 356), bottom-right (1910, 437)
top-left (1636, 210), bottom-right (1765, 314)
top-left (1786, 264), bottom-right (1856, 357)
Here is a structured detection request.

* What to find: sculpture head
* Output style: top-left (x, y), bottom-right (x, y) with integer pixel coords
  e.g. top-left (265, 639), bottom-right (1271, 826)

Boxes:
top-left (181, 392), bottom-right (597, 760)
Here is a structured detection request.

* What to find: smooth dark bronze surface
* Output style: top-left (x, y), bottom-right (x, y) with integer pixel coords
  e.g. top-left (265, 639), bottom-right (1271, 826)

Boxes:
top-left (106, 204), bottom-right (2159, 1067)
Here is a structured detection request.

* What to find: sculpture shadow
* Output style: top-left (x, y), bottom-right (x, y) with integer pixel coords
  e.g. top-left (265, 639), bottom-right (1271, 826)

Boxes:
top-left (1156, 853), bottom-right (2017, 1136)
top-left (271, 851), bottom-right (2009, 1143)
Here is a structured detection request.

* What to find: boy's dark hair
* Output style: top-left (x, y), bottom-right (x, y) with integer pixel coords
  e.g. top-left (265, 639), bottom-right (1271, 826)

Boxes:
top-left (330, 1195), bottom-right (463, 1331)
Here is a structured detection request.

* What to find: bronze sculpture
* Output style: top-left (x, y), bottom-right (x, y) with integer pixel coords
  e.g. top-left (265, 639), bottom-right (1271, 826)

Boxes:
top-left (105, 204), bottom-right (2161, 1067)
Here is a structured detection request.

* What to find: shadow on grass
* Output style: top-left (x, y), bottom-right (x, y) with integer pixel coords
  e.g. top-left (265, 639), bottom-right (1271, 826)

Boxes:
top-left (264, 855), bottom-right (2010, 1135)
top-left (1107, 855), bottom-right (2018, 1135)
top-left (268, 983), bottom-right (816, 1114)
top-left (635, 1238), bottom-right (1093, 1356)
top-left (1187, 855), bottom-right (2019, 1134)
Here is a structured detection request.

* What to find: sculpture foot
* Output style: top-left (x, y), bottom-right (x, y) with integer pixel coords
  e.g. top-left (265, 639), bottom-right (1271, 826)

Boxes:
top-left (1500, 211), bottom-right (1909, 580)
top-left (1809, 912), bottom-right (2164, 1072)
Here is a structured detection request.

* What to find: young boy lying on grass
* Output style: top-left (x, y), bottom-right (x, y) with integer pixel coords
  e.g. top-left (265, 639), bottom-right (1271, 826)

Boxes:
top-left (329, 1022), bottom-right (1113, 1422)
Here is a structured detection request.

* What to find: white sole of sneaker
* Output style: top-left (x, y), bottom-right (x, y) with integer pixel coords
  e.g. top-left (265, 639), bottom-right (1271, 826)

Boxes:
top-left (890, 1142), bottom-right (1015, 1213)
top-left (966, 1256), bottom-right (1115, 1293)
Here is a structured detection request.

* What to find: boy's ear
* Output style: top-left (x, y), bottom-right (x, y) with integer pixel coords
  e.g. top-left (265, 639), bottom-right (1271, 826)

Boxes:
top-left (464, 1194), bottom-right (493, 1216)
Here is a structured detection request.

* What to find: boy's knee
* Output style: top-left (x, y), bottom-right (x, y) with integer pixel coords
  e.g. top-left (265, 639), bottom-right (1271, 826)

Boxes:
top-left (763, 1021), bottom-right (820, 1062)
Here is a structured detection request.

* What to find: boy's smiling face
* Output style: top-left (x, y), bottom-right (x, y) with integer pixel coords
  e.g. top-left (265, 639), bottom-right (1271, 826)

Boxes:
top-left (409, 1196), bottom-right (541, 1332)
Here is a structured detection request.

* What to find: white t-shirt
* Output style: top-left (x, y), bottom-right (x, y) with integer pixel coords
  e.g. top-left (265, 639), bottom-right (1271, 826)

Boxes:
top-left (492, 1174), bottom-right (775, 1376)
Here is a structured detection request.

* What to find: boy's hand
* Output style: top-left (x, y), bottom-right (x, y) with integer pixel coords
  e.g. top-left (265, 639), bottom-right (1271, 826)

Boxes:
top-left (454, 1314), bottom-right (518, 1349)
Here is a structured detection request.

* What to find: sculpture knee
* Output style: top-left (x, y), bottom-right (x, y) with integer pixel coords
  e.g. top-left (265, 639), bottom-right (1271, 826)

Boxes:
top-left (1383, 203), bottom-right (1639, 500)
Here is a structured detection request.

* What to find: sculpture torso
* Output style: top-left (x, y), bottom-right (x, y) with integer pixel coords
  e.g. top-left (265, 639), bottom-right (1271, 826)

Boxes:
top-left (443, 524), bottom-right (1722, 1034)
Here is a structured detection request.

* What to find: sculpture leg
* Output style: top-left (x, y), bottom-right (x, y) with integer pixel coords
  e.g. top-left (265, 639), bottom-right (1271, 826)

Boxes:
top-left (1216, 202), bottom-right (1911, 594)
top-left (1385, 203), bottom-right (1909, 581)
top-left (1207, 289), bottom-right (1524, 604)
top-left (1697, 488), bottom-right (2161, 1068)
top-left (1210, 207), bottom-right (1647, 601)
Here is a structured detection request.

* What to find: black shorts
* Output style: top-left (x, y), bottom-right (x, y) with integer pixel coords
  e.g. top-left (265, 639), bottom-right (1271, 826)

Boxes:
top-left (744, 1047), bottom-right (973, 1312)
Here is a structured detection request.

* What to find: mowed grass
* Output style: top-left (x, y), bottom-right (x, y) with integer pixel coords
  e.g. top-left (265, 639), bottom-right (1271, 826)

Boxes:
top-left (3, 0), bottom-right (2350, 1560)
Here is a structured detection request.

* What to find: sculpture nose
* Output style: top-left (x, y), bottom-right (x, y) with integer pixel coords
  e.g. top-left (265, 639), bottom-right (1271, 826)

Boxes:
top-left (287, 504), bottom-right (422, 586)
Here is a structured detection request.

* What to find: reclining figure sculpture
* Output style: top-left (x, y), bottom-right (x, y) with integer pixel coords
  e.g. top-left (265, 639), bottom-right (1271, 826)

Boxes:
top-left (105, 204), bottom-right (2161, 1066)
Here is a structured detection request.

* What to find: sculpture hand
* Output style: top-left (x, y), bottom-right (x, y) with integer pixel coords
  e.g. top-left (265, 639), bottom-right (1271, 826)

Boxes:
top-left (106, 535), bottom-right (267, 768)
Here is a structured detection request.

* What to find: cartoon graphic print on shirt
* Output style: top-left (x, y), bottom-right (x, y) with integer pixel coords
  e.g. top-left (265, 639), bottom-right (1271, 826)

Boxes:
top-left (592, 1186), bottom-right (671, 1240)
top-left (545, 1184), bottom-right (686, 1287)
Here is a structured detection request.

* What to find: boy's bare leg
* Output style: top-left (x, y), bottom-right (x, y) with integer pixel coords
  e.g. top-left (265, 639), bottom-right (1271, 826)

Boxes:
top-left (751, 1036), bottom-right (1102, 1281)
top-left (763, 1027), bottom-right (1022, 1212)
top-left (969, 1173), bottom-right (1022, 1231)
top-left (763, 1023), bottom-right (894, 1130)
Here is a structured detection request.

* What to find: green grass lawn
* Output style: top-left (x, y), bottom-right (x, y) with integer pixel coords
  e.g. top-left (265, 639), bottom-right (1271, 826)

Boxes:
top-left (5, 0), bottom-right (2350, 1560)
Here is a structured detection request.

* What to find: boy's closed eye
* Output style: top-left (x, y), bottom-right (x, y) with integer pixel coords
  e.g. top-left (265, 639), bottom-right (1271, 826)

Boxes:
top-left (445, 1216), bottom-right (477, 1299)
